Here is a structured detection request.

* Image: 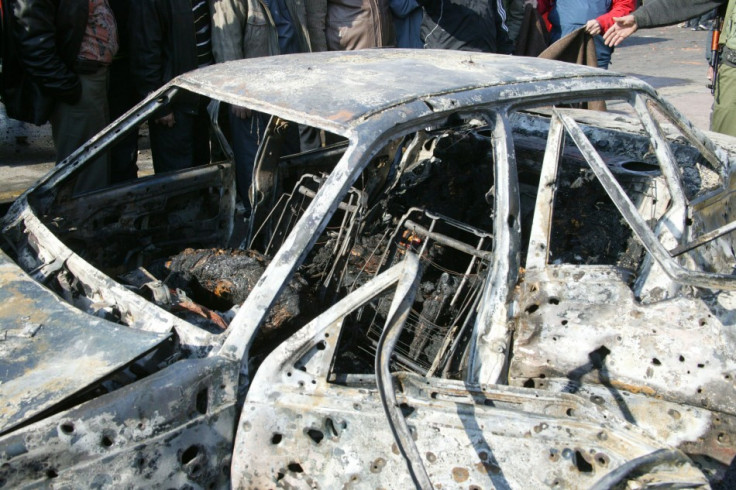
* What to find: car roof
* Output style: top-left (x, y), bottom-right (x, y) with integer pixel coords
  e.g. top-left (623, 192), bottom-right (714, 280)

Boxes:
top-left (175, 49), bottom-right (630, 133)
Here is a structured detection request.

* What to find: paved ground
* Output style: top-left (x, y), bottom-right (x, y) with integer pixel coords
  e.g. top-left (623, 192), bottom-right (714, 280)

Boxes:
top-left (611, 24), bottom-right (713, 130)
top-left (0, 24), bottom-right (715, 204)
top-left (0, 104), bottom-right (55, 203)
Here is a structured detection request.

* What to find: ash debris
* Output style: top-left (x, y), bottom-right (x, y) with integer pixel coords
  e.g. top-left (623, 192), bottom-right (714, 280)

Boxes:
top-left (165, 248), bottom-right (269, 307)
top-left (120, 248), bottom-right (310, 335)
top-left (549, 169), bottom-right (646, 269)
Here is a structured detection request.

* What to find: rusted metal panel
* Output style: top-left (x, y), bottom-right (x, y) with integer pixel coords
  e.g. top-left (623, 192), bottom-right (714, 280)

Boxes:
top-left (540, 378), bottom-right (736, 480)
top-left (174, 50), bottom-right (622, 132)
top-left (510, 266), bottom-right (736, 473)
top-left (235, 376), bottom-right (709, 488)
top-left (510, 266), bottom-right (736, 414)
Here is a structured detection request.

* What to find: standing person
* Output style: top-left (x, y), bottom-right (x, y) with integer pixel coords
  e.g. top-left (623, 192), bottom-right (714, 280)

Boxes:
top-left (129, 0), bottom-right (214, 174)
top-left (210, 0), bottom-right (325, 211)
top-left (418, 0), bottom-right (514, 53)
top-left (390, 0), bottom-right (423, 48)
top-left (1, 0), bottom-right (5, 87)
top-left (503, 0), bottom-right (526, 46)
top-left (326, 0), bottom-right (395, 50)
top-left (108, 0), bottom-right (140, 183)
top-left (0, 0), bottom-right (32, 150)
top-left (602, 0), bottom-right (733, 136)
top-left (4, 0), bottom-right (118, 193)
top-left (537, 0), bottom-right (635, 68)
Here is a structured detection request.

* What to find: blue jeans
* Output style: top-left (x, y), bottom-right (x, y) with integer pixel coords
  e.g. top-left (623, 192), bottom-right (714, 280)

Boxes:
top-left (229, 110), bottom-right (269, 212)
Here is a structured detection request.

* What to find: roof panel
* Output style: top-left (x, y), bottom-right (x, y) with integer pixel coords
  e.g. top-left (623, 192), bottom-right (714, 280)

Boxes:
top-left (178, 49), bottom-right (621, 128)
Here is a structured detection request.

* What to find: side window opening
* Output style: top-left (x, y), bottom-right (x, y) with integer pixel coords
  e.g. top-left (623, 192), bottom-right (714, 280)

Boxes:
top-left (515, 93), bottom-right (735, 300)
top-left (11, 105), bottom-right (498, 386)
top-left (324, 114), bottom-right (497, 380)
top-left (512, 106), bottom-right (659, 274)
top-left (642, 98), bottom-right (736, 277)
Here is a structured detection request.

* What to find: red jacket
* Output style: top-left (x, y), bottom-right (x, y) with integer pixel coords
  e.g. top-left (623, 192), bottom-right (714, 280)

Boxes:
top-left (537, 0), bottom-right (635, 33)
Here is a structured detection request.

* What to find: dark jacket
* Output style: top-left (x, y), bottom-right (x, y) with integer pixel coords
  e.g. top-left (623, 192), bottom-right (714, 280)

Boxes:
top-left (129, 0), bottom-right (200, 97)
top-left (389, 0), bottom-right (422, 48)
top-left (326, 0), bottom-right (395, 50)
top-left (503, 0), bottom-right (524, 43)
top-left (2, 0), bottom-right (88, 123)
top-left (418, 0), bottom-right (513, 53)
top-left (632, 0), bottom-right (725, 28)
top-left (210, 0), bottom-right (324, 62)
top-left (514, 4), bottom-right (549, 56)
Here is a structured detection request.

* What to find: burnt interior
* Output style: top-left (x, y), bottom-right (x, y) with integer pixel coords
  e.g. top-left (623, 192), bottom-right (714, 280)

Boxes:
top-left (5, 110), bottom-right (669, 380)
top-left (7, 106), bottom-right (733, 481)
top-left (515, 131), bottom-right (648, 269)
top-left (246, 120), bottom-right (498, 375)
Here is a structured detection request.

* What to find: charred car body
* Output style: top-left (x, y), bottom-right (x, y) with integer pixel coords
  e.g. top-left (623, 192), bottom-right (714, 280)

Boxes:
top-left (1, 50), bottom-right (736, 488)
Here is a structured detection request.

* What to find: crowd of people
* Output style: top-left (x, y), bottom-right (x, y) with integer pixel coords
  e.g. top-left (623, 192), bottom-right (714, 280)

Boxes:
top-left (0, 0), bottom-right (646, 199)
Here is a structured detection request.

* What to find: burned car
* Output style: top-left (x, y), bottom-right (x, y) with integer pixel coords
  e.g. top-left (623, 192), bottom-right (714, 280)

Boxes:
top-left (1, 50), bottom-right (736, 488)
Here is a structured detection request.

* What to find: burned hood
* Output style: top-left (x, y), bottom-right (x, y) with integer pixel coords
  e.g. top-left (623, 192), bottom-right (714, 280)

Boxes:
top-left (0, 250), bottom-right (170, 435)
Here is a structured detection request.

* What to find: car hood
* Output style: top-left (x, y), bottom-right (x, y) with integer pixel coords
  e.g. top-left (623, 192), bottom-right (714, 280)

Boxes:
top-left (0, 249), bottom-right (170, 436)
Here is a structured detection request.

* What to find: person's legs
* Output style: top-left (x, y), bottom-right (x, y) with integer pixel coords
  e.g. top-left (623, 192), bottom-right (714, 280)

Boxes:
top-left (149, 106), bottom-right (210, 173)
top-left (711, 63), bottom-right (736, 137)
top-left (50, 67), bottom-right (110, 193)
top-left (108, 59), bottom-right (140, 183)
top-left (299, 125), bottom-right (322, 152)
top-left (192, 108), bottom-right (212, 168)
top-left (109, 130), bottom-right (140, 183)
top-left (229, 109), bottom-right (268, 212)
top-left (593, 35), bottom-right (612, 69)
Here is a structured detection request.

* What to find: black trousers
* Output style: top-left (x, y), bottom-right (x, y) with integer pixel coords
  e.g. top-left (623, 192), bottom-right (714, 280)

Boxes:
top-left (149, 106), bottom-right (210, 174)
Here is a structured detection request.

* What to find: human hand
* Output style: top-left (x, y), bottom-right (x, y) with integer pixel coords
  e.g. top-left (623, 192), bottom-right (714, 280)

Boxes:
top-left (708, 65), bottom-right (714, 82)
top-left (155, 112), bottom-right (176, 127)
top-left (602, 15), bottom-right (638, 47)
top-left (585, 19), bottom-right (601, 36)
top-left (231, 105), bottom-right (251, 119)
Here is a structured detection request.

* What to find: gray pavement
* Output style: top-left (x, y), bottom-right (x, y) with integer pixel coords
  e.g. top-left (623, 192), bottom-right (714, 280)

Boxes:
top-left (0, 104), bottom-right (55, 203)
top-left (0, 24), bottom-right (716, 203)
top-left (611, 24), bottom-right (713, 130)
